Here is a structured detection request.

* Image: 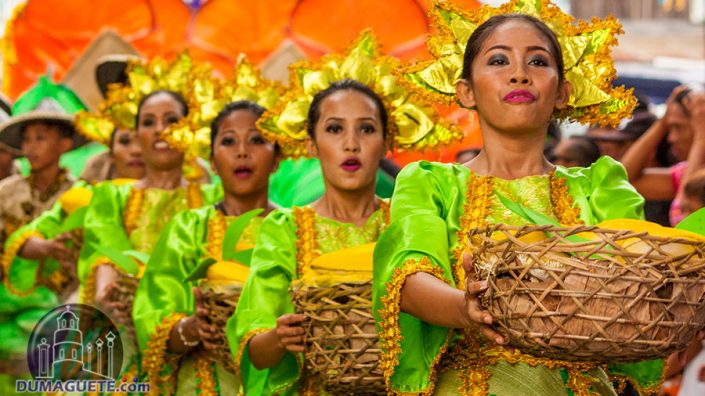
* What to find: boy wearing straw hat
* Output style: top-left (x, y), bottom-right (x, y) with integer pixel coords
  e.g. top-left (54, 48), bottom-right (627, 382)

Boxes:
top-left (0, 76), bottom-right (86, 250)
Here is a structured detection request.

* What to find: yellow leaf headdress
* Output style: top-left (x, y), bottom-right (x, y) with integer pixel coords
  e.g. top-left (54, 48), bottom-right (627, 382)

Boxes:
top-left (257, 30), bottom-right (464, 158)
top-left (75, 52), bottom-right (220, 156)
top-left (163, 55), bottom-right (285, 160)
top-left (401, 0), bottom-right (636, 127)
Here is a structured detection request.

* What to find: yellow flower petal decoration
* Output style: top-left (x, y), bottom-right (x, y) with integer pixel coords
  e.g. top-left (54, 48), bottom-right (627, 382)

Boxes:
top-left (75, 52), bottom-right (222, 156)
top-left (257, 30), bottom-right (464, 158)
top-left (162, 55), bottom-right (284, 161)
top-left (401, 0), bottom-right (636, 127)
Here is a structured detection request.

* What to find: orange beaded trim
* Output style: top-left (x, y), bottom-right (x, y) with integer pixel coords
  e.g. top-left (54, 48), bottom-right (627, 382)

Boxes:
top-left (124, 182), bottom-right (204, 236)
top-left (80, 257), bottom-right (117, 304)
top-left (452, 174), bottom-right (494, 289)
top-left (379, 199), bottom-right (391, 225)
top-left (293, 200), bottom-right (391, 278)
top-left (549, 173), bottom-right (582, 226)
top-left (457, 345), bottom-right (599, 396)
top-left (378, 256), bottom-right (451, 395)
top-left (123, 187), bottom-right (144, 236)
top-left (234, 328), bottom-right (269, 377)
top-left (205, 211), bottom-right (226, 260)
top-left (293, 207), bottom-right (318, 278)
top-left (195, 353), bottom-right (218, 396)
top-left (143, 313), bottom-right (187, 396)
top-left (1, 230), bottom-right (43, 296)
top-left (187, 181), bottom-right (204, 209)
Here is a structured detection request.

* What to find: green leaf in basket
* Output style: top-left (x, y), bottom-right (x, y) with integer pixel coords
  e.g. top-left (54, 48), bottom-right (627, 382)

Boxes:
top-left (495, 191), bottom-right (589, 243)
top-left (232, 248), bottom-right (254, 266)
top-left (124, 250), bottom-right (150, 265)
top-left (56, 206), bottom-right (87, 234)
top-left (222, 208), bottom-right (263, 261)
top-left (495, 191), bottom-right (560, 226)
top-left (184, 257), bottom-right (218, 282)
top-left (89, 242), bottom-right (139, 274)
top-left (676, 207), bottom-right (705, 236)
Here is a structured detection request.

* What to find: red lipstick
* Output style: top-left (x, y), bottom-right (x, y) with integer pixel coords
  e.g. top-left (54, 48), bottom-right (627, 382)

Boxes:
top-left (503, 90), bottom-right (536, 103)
top-left (341, 157), bottom-right (362, 172)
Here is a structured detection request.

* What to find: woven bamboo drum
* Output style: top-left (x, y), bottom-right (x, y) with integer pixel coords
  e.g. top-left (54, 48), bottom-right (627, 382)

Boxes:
top-left (469, 224), bottom-right (705, 363)
top-left (198, 279), bottom-right (243, 374)
top-left (291, 280), bottom-right (385, 395)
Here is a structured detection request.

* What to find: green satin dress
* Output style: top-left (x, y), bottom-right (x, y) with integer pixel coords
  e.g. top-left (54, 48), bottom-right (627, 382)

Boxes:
top-left (77, 181), bottom-right (221, 384)
top-left (0, 181), bottom-right (92, 380)
top-left (77, 181), bottom-right (221, 286)
top-left (372, 157), bottom-right (664, 396)
top-left (226, 204), bottom-right (389, 395)
top-left (133, 205), bottom-right (263, 395)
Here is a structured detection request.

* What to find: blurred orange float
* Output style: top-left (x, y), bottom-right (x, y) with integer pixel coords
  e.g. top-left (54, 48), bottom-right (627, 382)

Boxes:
top-left (3, 0), bottom-right (482, 162)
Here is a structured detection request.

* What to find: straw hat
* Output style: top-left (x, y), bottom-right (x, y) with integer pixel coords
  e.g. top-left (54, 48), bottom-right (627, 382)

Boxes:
top-left (95, 54), bottom-right (139, 97)
top-left (0, 76), bottom-right (87, 150)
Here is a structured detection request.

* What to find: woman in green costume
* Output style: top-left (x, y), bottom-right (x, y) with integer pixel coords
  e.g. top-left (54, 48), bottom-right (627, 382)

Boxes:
top-left (132, 100), bottom-right (280, 395)
top-left (2, 124), bottom-right (144, 303)
top-left (227, 31), bottom-right (463, 395)
top-left (77, 54), bottom-right (225, 383)
top-left (373, 2), bottom-right (664, 395)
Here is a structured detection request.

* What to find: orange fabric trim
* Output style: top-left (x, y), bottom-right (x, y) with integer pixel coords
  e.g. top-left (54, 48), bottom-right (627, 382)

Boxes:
top-left (379, 256), bottom-right (450, 395)
top-left (452, 174), bottom-right (494, 289)
top-left (2, 230), bottom-right (43, 297)
top-left (293, 207), bottom-right (317, 277)
top-left (142, 313), bottom-right (187, 396)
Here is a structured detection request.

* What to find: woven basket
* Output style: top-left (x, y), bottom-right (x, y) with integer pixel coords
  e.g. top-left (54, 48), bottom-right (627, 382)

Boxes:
top-left (291, 280), bottom-right (385, 395)
top-left (43, 229), bottom-right (83, 298)
top-left (198, 279), bottom-right (243, 374)
top-left (469, 224), bottom-right (705, 363)
top-left (115, 270), bottom-right (140, 338)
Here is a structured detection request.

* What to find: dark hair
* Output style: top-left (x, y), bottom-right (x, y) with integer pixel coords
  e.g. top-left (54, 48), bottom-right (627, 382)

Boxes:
top-left (674, 88), bottom-right (691, 117)
top-left (209, 100), bottom-right (267, 152)
top-left (684, 168), bottom-right (705, 208)
top-left (306, 79), bottom-right (388, 139)
top-left (20, 120), bottom-right (73, 140)
top-left (566, 135), bottom-right (600, 166)
top-left (135, 90), bottom-right (189, 128)
top-left (460, 14), bottom-right (564, 83)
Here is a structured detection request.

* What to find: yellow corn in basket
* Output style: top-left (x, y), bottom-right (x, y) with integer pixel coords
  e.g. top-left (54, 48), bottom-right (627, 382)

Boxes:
top-left (198, 260), bottom-right (248, 373)
top-left (291, 243), bottom-right (384, 395)
top-left (470, 220), bottom-right (705, 363)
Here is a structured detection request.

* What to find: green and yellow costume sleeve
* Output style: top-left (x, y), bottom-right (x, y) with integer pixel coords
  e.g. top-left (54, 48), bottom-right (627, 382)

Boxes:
top-left (77, 182), bottom-right (133, 285)
top-left (2, 180), bottom-right (91, 295)
top-left (78, 181), bottom-right (222, 301)
top-left (132, 206), bottom-right (210, 394)
top-left (133, 205), bottom-right (264, 395)
top-left (226, 209), bottom-right (300, 396)
top-left (373, 156), bottom-right (660, 395)
top-left (133, 206), bottom-right (211, 352)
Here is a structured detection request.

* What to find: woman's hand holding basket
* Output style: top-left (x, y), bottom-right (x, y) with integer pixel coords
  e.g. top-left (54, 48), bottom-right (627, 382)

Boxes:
top-left (192, 287), bottom-right (220, 351)
top-left (462, 252), bottom-right (505, 345)
top-left (274, 313), bottom-right (308, 353)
